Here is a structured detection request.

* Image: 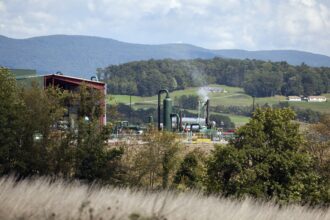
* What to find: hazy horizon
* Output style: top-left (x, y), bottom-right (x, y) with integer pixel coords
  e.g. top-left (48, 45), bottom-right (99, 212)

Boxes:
top-left (1, 0), bottom-right (330, 56)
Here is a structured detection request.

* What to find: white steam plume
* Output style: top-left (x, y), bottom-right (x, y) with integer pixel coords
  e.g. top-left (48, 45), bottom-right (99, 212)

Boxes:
top-left (198, 87), bottom-right (209, 102)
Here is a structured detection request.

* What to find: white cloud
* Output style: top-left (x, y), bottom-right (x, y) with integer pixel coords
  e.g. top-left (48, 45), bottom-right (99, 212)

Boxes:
top-left (0, 1), bottom-right (6, 12)
top-left (0, 0), bottom-right (329, 56)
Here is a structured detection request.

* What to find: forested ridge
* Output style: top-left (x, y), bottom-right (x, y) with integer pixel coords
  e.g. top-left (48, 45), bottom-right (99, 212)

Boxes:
top-left (2, 35), bottom-right (330, 77)
top-left (98, 58), bottom-right (330, 97)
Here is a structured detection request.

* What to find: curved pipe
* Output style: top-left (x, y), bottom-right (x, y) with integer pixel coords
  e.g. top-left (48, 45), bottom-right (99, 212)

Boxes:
top-left (158, 89), bottom-right (169, 131)
top-left (90, 76), bottom-right (98, 81)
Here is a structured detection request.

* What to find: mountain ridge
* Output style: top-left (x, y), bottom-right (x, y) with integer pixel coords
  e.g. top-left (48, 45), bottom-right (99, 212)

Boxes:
top-left (1, 35), bottom-right (330, 77)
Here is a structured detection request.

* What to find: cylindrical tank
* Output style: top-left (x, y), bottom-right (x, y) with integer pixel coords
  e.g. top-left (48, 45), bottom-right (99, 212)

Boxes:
top-left (163, 95), bottom-right (172, 131)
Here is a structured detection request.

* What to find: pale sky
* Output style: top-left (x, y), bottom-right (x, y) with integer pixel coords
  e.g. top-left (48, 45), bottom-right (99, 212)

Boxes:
top-left (1, 0), bottom-right (330, 56)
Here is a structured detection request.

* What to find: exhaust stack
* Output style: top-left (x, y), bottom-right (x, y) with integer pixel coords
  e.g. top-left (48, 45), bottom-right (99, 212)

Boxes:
top-left (158, 89), bottom-right (171, 131)
top-left (204, 99), bottom-right (210, 127)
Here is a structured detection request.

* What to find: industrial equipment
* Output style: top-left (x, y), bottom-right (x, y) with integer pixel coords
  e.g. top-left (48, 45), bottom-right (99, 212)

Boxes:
top-left (110, 89), bottom-right (235, 144)
top-left (157, 89), bottom-right (219, 139)
top-left (158, 89), bottom-right (173, 131)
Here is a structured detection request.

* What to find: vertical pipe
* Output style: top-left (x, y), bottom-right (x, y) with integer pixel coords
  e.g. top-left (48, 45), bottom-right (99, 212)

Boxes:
top-left (158, 89), bottom-right (169, 131)
top-left (170, 113), bottom-right (179, 131)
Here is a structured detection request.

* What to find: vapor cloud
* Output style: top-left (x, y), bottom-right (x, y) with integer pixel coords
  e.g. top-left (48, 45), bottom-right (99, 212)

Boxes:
top-left (0, 0), bottom-right (329, 55)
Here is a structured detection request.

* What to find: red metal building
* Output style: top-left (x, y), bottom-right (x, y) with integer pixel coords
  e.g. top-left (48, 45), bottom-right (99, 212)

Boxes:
top-left (44, 74), bottom-right (107, 126)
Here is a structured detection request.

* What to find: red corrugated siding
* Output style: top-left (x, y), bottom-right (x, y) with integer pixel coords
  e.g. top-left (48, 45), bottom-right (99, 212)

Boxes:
top-left (44, 74), bottom-right (106, 126)
top-left (44, 74), bottom-right (105, 90)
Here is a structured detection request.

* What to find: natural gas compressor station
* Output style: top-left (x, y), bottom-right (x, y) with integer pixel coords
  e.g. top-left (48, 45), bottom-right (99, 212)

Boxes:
top-left (13, 69), bottom-right (235, 145)
top-left (112, 89), bottom-right (235, 144)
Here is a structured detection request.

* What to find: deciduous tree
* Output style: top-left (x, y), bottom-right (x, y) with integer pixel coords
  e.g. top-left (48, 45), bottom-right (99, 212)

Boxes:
top-left (206, 108), bottom-right (326, 205)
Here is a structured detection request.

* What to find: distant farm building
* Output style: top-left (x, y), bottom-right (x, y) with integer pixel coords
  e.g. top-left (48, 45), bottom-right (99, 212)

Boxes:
top-left (12, 69), bottom-right (106, 127)
top-left (287, 96), bottom-right (302, 102)
top-left (307, 96), bottom-right (327, 102)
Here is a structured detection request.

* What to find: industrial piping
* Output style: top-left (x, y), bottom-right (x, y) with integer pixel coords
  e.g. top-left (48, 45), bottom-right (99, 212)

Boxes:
top-left (170, 113), bottom-right (180, 131)
top-left (204, 99), bottom-right (210, 127)
top-left (158, 89), bottom-right (170, 131)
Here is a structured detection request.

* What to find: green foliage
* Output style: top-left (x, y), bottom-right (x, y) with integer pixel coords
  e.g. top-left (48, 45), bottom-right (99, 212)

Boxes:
top-left (1, 69), bottom-right (329, 205)
top-left (0, 68), bottom-right (24, 174)
top-left (209, 114), bottom-right (235, 129)
top-left (75, 133), bottom-right (124, 183)
top-left (305, 115), bottom-right (330, 188)
top-left (273, 102), bottom-right (322, 123)
top-left (173, 150), bottom-right (206, 190)
top-left (128, 130), bottom-right (180, 189)
top-left (101, 58), bottom-right (330, 97)
top-left (77, 83), bottom-right (104, 121)
top-left (73, 85), bottom-right (124, 184)
top-left (0, 71), bottom-right (124, 183)
top-left (243, 68), bottom-right (283, 97)
top-left (16, 84), bottom-right (67, 176)
top-left (115, 103), bottom-right (156, 124)
top-left (212, 105), bottom-right (252, 117)
top-left (206, 108), bottom-right (327, 205)
top-left (174, 95), bottom-right (199, 110)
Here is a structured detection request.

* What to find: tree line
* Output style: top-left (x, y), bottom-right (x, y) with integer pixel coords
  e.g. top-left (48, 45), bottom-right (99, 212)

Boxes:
top-left (97, 58), bottom-right (330, 97)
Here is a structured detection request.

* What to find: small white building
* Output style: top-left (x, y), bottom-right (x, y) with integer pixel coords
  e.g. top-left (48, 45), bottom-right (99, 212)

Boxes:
top-left (307, 96), bottom-right (327, 102)
top-left (287, 96), bottom-right (302, 102)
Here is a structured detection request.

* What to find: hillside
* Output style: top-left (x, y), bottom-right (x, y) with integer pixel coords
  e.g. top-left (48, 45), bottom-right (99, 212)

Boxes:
top-left (1, 35), bottom-right (330, 77)
top-left (102, 58), bottom-right (330, 97)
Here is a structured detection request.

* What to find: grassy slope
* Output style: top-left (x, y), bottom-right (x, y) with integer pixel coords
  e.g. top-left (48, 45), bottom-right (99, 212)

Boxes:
top-left (108, 85), bottom-right (330, 126)
top-left (0, 177), bottom-right (329, 220)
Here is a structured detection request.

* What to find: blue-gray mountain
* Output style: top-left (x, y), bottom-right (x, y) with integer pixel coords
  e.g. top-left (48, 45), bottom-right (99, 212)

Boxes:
top-left (1, 35), bottom-right (330, 77)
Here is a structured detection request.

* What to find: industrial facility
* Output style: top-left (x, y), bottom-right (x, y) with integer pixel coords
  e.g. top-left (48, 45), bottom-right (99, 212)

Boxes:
top-left (12, 69), bottom-right (234, 144)
top-left (111, 88), bottom-right (233, 144)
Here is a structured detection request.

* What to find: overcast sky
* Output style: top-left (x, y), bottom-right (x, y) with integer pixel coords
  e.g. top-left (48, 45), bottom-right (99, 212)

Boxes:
top-left (1, 0), bottom-right (330, 56)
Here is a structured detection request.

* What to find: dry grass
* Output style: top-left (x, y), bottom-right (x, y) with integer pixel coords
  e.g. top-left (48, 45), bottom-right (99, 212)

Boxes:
top-left (0, 177), bottom-right (329, 220)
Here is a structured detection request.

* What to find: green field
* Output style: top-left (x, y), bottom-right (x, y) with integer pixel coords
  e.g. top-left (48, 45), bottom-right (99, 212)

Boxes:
top-left (218, 113), bottom-right (251, 127)
top-left (108, 85), bottom-right (330, 126)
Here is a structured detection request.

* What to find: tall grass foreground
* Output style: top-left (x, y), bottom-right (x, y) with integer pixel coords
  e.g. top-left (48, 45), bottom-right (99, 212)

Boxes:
top-left (0, 177), bottom-right (329, 220)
